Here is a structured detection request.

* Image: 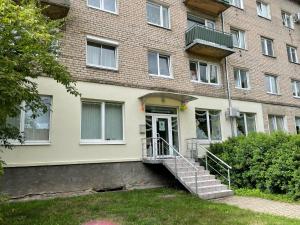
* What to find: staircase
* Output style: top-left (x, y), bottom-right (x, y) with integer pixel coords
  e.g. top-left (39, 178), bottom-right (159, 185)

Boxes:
top-left (142, 137), bottom-right (233, 200)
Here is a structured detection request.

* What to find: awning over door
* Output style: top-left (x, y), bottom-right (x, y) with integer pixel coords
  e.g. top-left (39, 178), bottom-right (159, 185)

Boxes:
top-left (139, 92), bottom-right (198, 104)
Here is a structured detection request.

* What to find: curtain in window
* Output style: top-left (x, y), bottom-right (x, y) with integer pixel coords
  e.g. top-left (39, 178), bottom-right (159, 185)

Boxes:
top-left (147, 3), bottom-right (160, 25)
top-left (268, 116), bottom-right (275, 132)
top-left (105, 103), bottom-right (123, 140)
top-left (81, 103), bottom-right (102, 139)
top-left (195, 111), bottom-right (208, 139)
top-left (270, 76), bottom-right (277, 93)
top-left (210, 111), bottom-right (222, 140)
top-left (162, 7), bottom-right (169, 28)
top-left (159, 55), bottom-right (170, 76)
top-left (265, 76), bottom-right (271, 92)
top-left (103, 0), bottom-right (116, 12)
top-left (231, 30), bottom-right (239, 47)
top-left (236, 114), bottom-right (246, 136)
top-left (296, 118), bottom-right (300, 134)
top-left (87, 42), bottom-right (101, 66)
top-left (246, 114), bottom-right (256, 133)
top-left (190, 61), bottom-right (198, 81)
top-left (276, 117), bottom-right (284, 131)
top-left (200, 63), bottom-right (208, 83)
top-left (266, 40), bottom-right (273, 56)
top-left (261, 39), bottom-right (266, 54)
top-left (24, 96), bottom-right (51, 141)
top-left (210, 65), bottom-right (218, 83)
top-left (296, 82), bottom-right (300, 96)
top-left (148, 52), bottom-right (158, 74)
top-left (102, 45), bottom-right (116, 68)
top-left (88, 0), bottom-right (100, 8)
top-left (240, 70), bottom-right (248, 88)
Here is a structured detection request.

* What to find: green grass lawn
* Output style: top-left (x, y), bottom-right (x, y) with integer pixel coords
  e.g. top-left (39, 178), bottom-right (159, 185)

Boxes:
top-left (1, 188), bottom-right (299, 225)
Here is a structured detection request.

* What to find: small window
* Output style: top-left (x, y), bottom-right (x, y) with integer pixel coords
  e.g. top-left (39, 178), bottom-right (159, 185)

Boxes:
top-left (234, 68), bottom-right (249, 89)
top-left (87, 0), bottom-right (117, 13)
top-left (229, 0), bottom-right (244, 9)
top-left (190, 61), bottom-right (219, 85)
top-left (256, 1), bottom-right (271, 19)
top-left (231, 28), bottom-right (246, 49)
top-left (148, 51), bottom-right (171, 77)
top-left (86, 37), bottom-right (118, 70)
top-left (236, 113), bottom-right (256, 136)
top-left (81, 101), bottom-right (123, 142)
top-left (265, 74), bottom-right (279, 94)
top-left (295, 117), bottom-right (300, 134)
top-left (292, 80), bottom-right (300, 98)
top-left (287, 45), bottom-right (299, 64)
top-left (282, 11), bottom-right (294, 29)
top-left (268, 115), bottom-right (285, 132)
top-left (187, 14), bottom-right (215, 30)
top-left (261, 37), bottom-right (274, 57)
top-left (195, 110), bottom-right (222, 141)
top-left (146, 1), bottom-right (170, 29)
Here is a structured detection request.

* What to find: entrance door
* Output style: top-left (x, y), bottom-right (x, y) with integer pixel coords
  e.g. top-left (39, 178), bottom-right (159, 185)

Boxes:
top-left (153, 116), bottom-right (173, 157)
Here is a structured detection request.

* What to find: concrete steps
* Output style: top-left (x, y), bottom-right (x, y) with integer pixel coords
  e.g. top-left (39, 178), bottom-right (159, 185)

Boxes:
top-left (163, 158), bottom-right (233, 200)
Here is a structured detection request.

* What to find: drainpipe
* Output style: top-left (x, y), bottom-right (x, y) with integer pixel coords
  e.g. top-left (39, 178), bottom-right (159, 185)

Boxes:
top-left (221, 12), bottom-right (235, 138)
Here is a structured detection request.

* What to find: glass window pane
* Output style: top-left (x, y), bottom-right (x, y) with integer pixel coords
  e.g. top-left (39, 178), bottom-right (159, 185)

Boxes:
top-left (24, 96), bottom-right (51, 141)
top-left (295, 117), bottom-right (300, 134)
top-left (105, 103), bottom-right (123, 140)
top-left (234, 69), bottom-right (240, 87)
top-left (206, 20), bottom-right (215, 29)
top-left (171, 117), bottom-right (179, 150)
top-left (231, 30), bottom-right (239, 47)
top-left (266, 39), bottom-right (273, 56)
top-left (261, 38), bottom-right (266, 54)
top-left (159, 55), bottom-right (170, 76)
top-left (200, 63), bottom-right (208, 83)
top-left (103, 0), bottom-right (116, 12)
top-left (246, 114), bottom-right (256, 133)
top-left (296, 82), bottom-right (300, 96)
top-left (88, 0), bottom-right (100, 8)
top-left (147, 2), bottom-right (161, 25)
top-left (239, 31), bottom-right (245, 48)
top-left (209, 111), bottom-right (222, 140)
top-left (268, 116), bottom-right (275, 132)
top-left (7, 114), bottom-right (20, 129)
top-left (236, 114), bottom-right (246, 136)
top-left (81, 102), bottom-right (102, 139)
top-left (265, 76), bottom-right (271, 92)
top-left (240, 70), bottom-right (248, 88)
top-left (276, 116), bottom-right (284, 131)
top-left (210, 65), bottom-right (218, 84)
top-left (101, 45), bottom-right (116, 68)
top-left (148, 52), bottom-right (158, 74)
top-left (270, 76), bottom-right (277, 93)
top-left (196, 111), bottom-right (208, 139)
top-left (87, 42), bottom-right (101, 66)
top-left (162, 7), bottom-right (169, 28)
top-left (190, 61), bottom-right (198, 81)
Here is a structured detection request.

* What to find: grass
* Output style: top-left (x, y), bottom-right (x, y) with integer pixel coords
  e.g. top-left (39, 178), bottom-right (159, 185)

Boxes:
top-left (235, 188), bottom-right (300, 204)
top-left (1, 188), bottom-right (300, 225)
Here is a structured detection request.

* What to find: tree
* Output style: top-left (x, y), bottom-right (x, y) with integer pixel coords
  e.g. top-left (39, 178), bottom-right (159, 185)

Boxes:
top-left (0, 0), bottom-right (80, 152)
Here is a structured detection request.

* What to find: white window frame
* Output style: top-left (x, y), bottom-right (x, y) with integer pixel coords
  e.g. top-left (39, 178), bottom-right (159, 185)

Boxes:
top-left (87, 0), bottom-right (118, 14)
top-left (256, 1), bottom-right (271, 20)
top-left (282, 11), bottom-right (294, 29)
top-left (235, 113), bottom-right (257, 136)
top-left (230, 0), bottom-right (244, 9)
top-left (146, 1), bottom-right (170, 29)
top-left (268, 115), bottom-right (286, 132)
top-left (261, 37), bottom-right (275, 57)
top-left (80, 100), bottom-right (125, 145)
top-left (292, 80), bottom-right (300, 98)
top-left (148, 51), bottom-right (172, 78)
top-left (287, 45), bottom-right (299, 64)
top-left (295, 117), bottom-right (300, 134)
top-left (190, 60), bottom-right (220, 85)
top-left (265, 74), bottom-right (279, 95)
top-left (231, 28), bottom-right (246, 49)
top-left (234, 68), bottom-right (250, 90)
top-left (86, 36), bottom-right (119, 71)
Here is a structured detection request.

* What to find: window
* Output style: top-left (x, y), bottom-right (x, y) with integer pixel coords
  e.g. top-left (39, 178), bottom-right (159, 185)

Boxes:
top-left (256, 1), bottom-right (271, 19)
top-left (231, 28), bottom-right (246, 49)
top-left (190, 61), bottom-right (219, 85)
top-left (195, 110), bottom-right (222, 141)
top-left (268, 115), bottom-right (285, 132)
top-left (292, 80), bottom-right (300, 98)
top-left (265, 74), bottom-right (279, 94)
top-left (6, 96), bottom-right (52, 143)
top-left (295, 117), bottom-right (300, 134)
top-left (148, 51), bottom-right (171, 77)
top-left (230, 0), bottom-right (244, 9)
top-left (86, 37), bottom-right (118, 70)
top-left (282, 11), bottom-right (294, 29)
top-left (234, 68), bottom-right (250, 89)
top-left (187, 14), bottom-right (215, 30)
top-left (87, 0), bottom-right (117, 13)
top-left (236, 113), bottom-right (256, 136)
top-left (81, 101), bottom-right (123, 143)
top-left (287, 45), bottom-right (299, 64)
top-left (146, 1), bottom-right (170, 29)
top-left (261, 37), bottom-right (274, 57)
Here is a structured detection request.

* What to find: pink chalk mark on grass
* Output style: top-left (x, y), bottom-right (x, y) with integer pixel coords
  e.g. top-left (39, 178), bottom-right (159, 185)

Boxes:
top-left (83, 220), bottom-right (118, 225)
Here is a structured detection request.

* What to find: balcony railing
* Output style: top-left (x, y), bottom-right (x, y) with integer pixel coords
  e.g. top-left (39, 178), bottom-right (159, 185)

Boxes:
top-left (41, 0), bottom-right (70, 19)
top-left (184, 0), bottom-right (231, 16)
top-left (185, 25), bottom-right (234, 59)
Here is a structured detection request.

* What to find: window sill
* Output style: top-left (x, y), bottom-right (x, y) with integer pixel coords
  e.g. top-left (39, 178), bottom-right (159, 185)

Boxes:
top-left (258, 15), bottom-right (272, 21)
top-left (87, 5), bottom-right (118, 15)
top-left (80, 140), bottom-right (126, 145)
top-left (234, 46), bottom-right (248, 51)
top-left (289, 61), bottom-right (300, 65)
top-left (267, 92), bottom-right (281, 96)
top-left (293, 96), bottom-right (300, 99)
top-left (191, 80), bottom-right (221, 87)
top-left (147, 22), bottom-right (171, 31)
top-left (231, 5), bottom-right (244, 10)
top-left (235, 87), bottom-right (251, 91)
top-left (149, 74), bottom-right (173, 79)
top-left (86, 64), bottom-right (119, 72)
top-left (195, 139), bottom-right (222, 145)
top-left (262, 54), bottom-right (276, 59)
top-left (10, 141), bottom-right (51, 146)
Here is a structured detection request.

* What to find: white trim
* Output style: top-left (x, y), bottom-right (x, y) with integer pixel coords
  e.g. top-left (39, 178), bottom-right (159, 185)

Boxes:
top-left (148, 51), bottom-right (172, 78)
top-left (87, 0), bottom-right (118, 15)
top-left (234, 112), bottom-right (257, 136)
top-left (80, 140), bottom-right (126, 145)
top-left (146, 1), bottom-right (170, 29)
top-left (231, 28), bottom-right (247, 50)
top-left (234, 68), bottom-right (250, 90)
top-left (256, 1), bottom-right (271, 20)
top-left (189, 60), bottom-right (220, 85)
top-left (287, 45), bottom-right (299, 64)
top-left (261, 37), bottom-right (274, 57)
top-left (86, 35), bottom-right (119, 46)
top-left (229, 0), bottom-right (244, 9)
top-left (265, 74), bottom-right (279, 95)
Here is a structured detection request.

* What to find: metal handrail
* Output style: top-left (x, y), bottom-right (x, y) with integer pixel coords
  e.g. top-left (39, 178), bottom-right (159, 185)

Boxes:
top-left (185, 24), bottom-right (233, 36)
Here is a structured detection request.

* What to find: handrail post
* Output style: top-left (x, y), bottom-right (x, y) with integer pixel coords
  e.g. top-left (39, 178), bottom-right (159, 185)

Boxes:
top-left (228, 168), bottom-right (231, 189)
top-left (195, 171), bottom-right (198, 195)
top-left (175, 153), bottom-right (177, 176)
top-left (205, 154), bottom-right (208, 170)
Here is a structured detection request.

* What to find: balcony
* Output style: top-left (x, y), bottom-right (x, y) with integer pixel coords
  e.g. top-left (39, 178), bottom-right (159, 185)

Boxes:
top-left (41, 0), bottom-right (70, 19)
top-left (184, 0), bottom-right (231, 16)
top-left (185, 25), bottom-right (234, 59)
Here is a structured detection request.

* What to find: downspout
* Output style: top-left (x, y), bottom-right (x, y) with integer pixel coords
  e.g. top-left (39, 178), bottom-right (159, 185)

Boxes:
top-left (221, 12), bottom-right (235, 137)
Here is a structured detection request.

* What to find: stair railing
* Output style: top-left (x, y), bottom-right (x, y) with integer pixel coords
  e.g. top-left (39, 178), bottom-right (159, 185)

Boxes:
top-left (142, 137), bottom-right (200, 195)
top-left (186, 138), bottom-right (232, 188)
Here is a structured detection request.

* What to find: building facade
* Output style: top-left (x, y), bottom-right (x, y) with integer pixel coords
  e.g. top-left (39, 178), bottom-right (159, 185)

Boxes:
top-left (1, 0), bottom-right (300, 197)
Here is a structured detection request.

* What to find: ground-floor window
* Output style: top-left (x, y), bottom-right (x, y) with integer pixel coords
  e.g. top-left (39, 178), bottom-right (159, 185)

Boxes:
top-left (81, 101), bottom-right (123, 143)
top-left (268, 115), bottom-right (285, 132)
top-left (295, 117), bottom-right (300, 134)
top-left (6, 96), bottom-right (52, 143)
top-left (236, 113), bottom-right (256, 136)
top-left (195, 109), bottom-right (222, 141)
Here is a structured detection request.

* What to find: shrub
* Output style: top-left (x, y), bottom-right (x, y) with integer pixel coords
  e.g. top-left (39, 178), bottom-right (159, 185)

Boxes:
top-left (209, 132), bottom-right (300, 200)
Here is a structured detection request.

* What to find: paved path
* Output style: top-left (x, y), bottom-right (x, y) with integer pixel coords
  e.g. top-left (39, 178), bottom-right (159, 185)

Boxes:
top-left (214, 196), bottom-right (300, 219)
